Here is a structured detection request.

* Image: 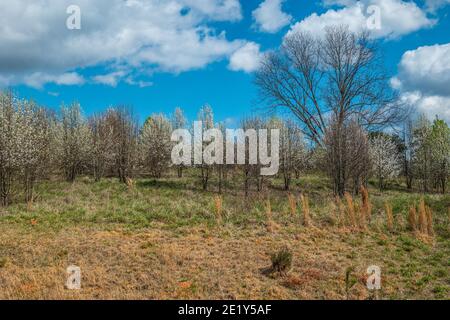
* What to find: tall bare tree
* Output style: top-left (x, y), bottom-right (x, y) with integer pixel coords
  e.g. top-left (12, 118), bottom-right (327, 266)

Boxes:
top-left (108, 106), bottom-right (138, 184)
top-left (88, 111), bottom-right (116, 182)
top-left (255, 25), bottom-right (403, 195)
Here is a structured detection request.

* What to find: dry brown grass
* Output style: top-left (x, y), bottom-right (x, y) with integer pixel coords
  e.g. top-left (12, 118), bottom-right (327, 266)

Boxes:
top-left (300, 194), bottom-right (311, 227)
top-left (0, 224), bottom-right (415, 300)
top-left (265, 198), bottom-right (280, 232)
top-left (426, 206), bottom-right (434, 236)
top-left (359, 186), bottom-right (371, 231)
top-left (287, 193), bottom-right (297, 216)
top-left (335, 196), bottom-right (346, 227)
top-left (385, 202), bottom-right (394, 232)
top-left (214, 195), bottom-right (223, 224)
top-left (344, 192), bottom-right (356, 228)
top-left (125, 177), bottom-right (135, 189)
top-left (0, 176), bottom-right (448, 300)
top-left (418, 198), bottom-right (428, 234)
top-left (408, 206), bottom-right (417, 232)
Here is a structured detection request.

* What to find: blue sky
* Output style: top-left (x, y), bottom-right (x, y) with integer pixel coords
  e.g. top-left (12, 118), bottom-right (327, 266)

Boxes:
top-left (1, 0), bottom-right (450, 123)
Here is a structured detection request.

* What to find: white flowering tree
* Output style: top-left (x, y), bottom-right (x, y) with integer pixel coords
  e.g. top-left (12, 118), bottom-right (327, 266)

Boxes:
top-left (0, 92), bottom-right (22, 206)
top-left (198, 105), bottom-right (214, 191)
top-left (171, 107), bottom-right (187, 178)
top-left (55, 103), bottom-right (92, 182)
top-left (89, 110), bottom-right (117, 182)
top-left (369, 134), bottom-right (402, 190)
top-left (0, 92), bottom-right (51, 204)
top-left (16, 100), bottom-right (51, 202)
top-left (140, 113), bottom-right (173, 178)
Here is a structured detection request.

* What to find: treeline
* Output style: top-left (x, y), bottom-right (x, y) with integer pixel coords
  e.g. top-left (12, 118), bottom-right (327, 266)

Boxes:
top-left (0, 90), bottom-right (449, 208)
top-left (0, 92), bottom-right (310, 206)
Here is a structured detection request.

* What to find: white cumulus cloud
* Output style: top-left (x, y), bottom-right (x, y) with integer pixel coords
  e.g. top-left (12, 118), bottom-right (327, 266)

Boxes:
top-left (228, 42), bottom-right (263, 73)
top-left (0, 0), bottom-right (247, 88)
top-left (24, 72), bottom-right (85, 89)
top-left (287, 0), bottom-right (435, 39)
top-left (393, 43), bottom-right (450, 122)
top-left (252, 0), bottom-right (292, 33)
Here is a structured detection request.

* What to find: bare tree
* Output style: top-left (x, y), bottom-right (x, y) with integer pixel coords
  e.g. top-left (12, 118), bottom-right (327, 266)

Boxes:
top-left (255, 25), bottom-right (403, 195)
top-left (107, 106), bottom-right (138, 184)
top-left (412, 115), bottom-right (432, 192)
top-left (402, 117), bottom-right (414, 190)
top-left (271, 118), bottom-right (306, 190)
top-left (324, 118), bottom-right (370, 195)
top-left (89, 111), bottom-right (116, 182)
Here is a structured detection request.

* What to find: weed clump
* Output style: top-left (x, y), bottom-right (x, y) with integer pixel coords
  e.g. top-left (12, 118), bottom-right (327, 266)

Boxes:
top-left (270, 246), bottom-right (293, 275)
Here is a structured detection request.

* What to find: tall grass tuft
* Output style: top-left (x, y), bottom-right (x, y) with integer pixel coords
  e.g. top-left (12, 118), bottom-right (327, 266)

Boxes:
top-left (408, 205), bottom-right (417, 231)
top-left (287, 193), bottom-right (297, 216)
top-left (214, 195), bottom-right (223, 224)
top-left (26, 196), bottom-right (34, 212)
top-left (344, 192), bottom-right (356, 228)
top-left (125, 177), bottom-right (135, 189)
top-left (335, 196), bottom-right (345, 227)
top-left (265, 198), bottom-right (279, 232)
top-left (385, 202), bottom-right (394, 232)
top-left (300, 194), bottom-right (311, 227)
top-left (265, 198), bottom-right (272, 222)
top-left (426, 206), bottom-right (434, 236)
top-left (418, 198), bottom-right (428, 234)
top-left (360, 185), bottom-right (372, 221)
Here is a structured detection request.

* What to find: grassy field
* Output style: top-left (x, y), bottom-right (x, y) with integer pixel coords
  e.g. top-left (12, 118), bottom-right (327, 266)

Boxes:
top-left (0, 172), bottom-right (449, 300)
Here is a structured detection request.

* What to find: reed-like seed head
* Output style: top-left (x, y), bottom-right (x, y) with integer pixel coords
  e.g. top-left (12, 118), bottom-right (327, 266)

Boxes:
top-left (344, 192), bottom-right (356, 228)
top-left (385, 202), bottom-right (394, 232)
top-left (300, 194), bottom-right (311, 227)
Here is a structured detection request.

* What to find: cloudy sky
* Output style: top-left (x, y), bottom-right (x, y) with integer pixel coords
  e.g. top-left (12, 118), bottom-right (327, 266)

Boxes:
top-left (1, 0), bottom-right (449, 122)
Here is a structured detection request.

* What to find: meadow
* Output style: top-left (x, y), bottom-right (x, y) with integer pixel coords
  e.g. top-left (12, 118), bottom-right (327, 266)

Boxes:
top-left (0, 171), bottom-right (448, 300)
